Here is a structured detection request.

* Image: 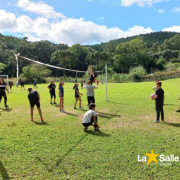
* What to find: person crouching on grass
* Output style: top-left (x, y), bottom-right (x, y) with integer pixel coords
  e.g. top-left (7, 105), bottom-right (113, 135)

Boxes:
top-left (73, 83), bottom-right (83, 109)
top-left (152, 82), bottom-right (165, 123)
top-left (27, 88), bottom-right (43, 121)
top-left (82, 103), bottom-right (100, 132)
top-left (59, 82), bottom-right (66, 113)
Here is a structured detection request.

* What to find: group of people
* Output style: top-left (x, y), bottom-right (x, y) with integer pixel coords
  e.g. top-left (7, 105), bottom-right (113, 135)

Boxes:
top-left (27, 65), bottom-right (101, 132)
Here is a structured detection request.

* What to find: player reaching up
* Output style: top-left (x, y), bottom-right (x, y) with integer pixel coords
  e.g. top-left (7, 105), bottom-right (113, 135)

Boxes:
top-left (89, 65), bottom-right (97, 84)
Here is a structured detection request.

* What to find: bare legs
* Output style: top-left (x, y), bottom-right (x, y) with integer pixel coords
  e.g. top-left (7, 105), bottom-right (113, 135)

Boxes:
top-left (30, 107), bottom-right (43, 119)
top-left (74, 97), bottom-right (82, 108)
top-left (59, 97), bottom-right (64, 111)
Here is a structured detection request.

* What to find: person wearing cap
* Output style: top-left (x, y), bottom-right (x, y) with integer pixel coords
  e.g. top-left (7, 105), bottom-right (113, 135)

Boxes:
top-left (153, 80), bottom-right (159, 91)
top-left (27, 88), bottom-right (43, 121)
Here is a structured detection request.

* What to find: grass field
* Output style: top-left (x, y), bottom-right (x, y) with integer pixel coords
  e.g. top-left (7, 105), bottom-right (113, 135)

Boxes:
top-left (0, 79), bottom-right (180, 179)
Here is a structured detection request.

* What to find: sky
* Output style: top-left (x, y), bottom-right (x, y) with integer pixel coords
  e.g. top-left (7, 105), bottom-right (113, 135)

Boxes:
top-left (0, 0), bottom-right (180, 45)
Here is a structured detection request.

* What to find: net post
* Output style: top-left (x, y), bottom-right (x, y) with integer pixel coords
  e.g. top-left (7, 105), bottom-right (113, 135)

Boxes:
top-left (105, 63), bottom-right (109, 102)
top-left (7, 75), bottom-right (9, 91)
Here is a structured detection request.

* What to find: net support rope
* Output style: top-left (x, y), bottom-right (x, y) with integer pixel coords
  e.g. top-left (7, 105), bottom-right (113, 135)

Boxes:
top-left (20, 56), bottom-right (102, 73)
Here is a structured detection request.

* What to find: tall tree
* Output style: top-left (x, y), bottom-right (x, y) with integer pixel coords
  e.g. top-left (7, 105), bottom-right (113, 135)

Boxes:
top-left (51, 50), bottom-right (76, 76)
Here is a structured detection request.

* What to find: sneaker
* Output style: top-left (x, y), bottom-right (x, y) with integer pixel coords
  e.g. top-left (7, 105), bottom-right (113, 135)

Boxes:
top-left (176, 110), bottom-right (180, 112)
top-left (153, 120), bottom-right (159, 123)
top-left (5, 105), bottom-right (9, 108)
top-left (74, 107), bottom-right (78, 109)
top-left (84, 127), bottom-right (88, 132)
top-left (61, 110), bottom-right (66, 113)
top-left (94, 128), bottom-right (101, 132)
top-left (41, 117), bottom-right (44, 121)
top-left (54, 102), bottom-right (57, 104)
top-left (50, 103), bottom-right (53, 105)
top-left (79, 107), bottom-right (84, 109)
top-left (31, 118), bottom-right (33, 121)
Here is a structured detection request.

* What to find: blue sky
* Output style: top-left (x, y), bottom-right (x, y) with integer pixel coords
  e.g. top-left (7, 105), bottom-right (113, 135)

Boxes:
top-left (0, 0), bottom-right (180, 45)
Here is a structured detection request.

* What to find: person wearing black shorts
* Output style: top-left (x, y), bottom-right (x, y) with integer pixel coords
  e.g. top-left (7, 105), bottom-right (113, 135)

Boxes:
top-left (0, 78), bottom-right (9, 108)
top-left (89, 65), bottom-right (97, 84)
top-left (48, 81), bottom-right (57, 105)
top-left (152, 82), bottom-right (165, 123)
top-left (21, 81), bottom-right (25, 91)
top-left (84, 80), bottom-right (98, 105)
top-left (27, 88), bottom-right (43, 121)
top-left (73, 84), bottom-right (83, 109)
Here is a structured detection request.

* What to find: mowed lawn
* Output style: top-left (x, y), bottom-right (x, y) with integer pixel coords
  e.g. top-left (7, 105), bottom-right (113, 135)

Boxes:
top-left (0, 79), bottom-right (180, 180)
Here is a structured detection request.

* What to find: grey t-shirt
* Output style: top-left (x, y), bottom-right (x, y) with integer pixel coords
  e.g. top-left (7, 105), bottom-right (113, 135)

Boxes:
top-left (84, 85), bottom-right (96, 97)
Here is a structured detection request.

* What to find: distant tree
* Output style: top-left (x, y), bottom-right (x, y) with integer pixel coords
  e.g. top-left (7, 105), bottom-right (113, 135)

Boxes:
top-left (0, 63), bottom-right (5, 73)
top-left (51, 50), bottom-right (77, 76)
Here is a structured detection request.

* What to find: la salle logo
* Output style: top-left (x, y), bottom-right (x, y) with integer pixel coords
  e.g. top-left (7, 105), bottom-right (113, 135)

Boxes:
top-left (138, 150), bottom-right (179, 165)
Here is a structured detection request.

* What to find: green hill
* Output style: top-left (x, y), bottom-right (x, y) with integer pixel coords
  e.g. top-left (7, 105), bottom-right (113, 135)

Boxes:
top-left (85, 31), bottom-right (180, 51)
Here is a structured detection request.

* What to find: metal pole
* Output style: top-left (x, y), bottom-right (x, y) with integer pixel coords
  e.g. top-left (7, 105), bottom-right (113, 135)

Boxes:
top-left (106, 63), bottom-right (108, 101)
top-left (15, 54), bottom-right (20, 85)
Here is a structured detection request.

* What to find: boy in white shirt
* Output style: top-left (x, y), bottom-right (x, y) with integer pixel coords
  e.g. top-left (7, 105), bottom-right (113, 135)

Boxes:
top-left (82, 103), bottom-right (100, 132)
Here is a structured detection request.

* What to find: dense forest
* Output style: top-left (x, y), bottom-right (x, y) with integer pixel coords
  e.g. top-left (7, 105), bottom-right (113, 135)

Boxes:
top-left (1, 31), bottom-right (180, 82)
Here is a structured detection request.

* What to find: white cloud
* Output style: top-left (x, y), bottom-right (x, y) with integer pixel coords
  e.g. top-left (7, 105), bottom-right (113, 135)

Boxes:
top-left (0, 0), bottom-right (154, 45)
top-left (121, 0), bottom-right (168, 7)
top-left (162, 26), bottom-right (180, 32)
top-left (0, 10), bottom-right (17, 30)
top-left (173, 7), bottom-right (180, 13)
top-left (97, 17), bottom-right (105, 20)
top-left (158, 9), bottom-right (165, 13)
top-left (17, 0), bottom-right (66, 19)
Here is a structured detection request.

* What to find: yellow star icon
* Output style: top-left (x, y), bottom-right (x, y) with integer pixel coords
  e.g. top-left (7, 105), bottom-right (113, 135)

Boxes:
top-left (144, 150), bottom-right (159, 165)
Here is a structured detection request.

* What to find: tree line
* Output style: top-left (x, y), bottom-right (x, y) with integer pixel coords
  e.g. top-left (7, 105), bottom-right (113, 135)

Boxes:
top-left (1, 31), bottom-right (180, 81)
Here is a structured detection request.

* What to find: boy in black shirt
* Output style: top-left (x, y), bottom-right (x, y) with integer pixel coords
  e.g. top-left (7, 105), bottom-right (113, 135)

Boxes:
top-left (89, 65), bottom-right (97, 84)
top-left (21, 81), bottom-right (25, 91)
top-left (152, 82), bottom-right (165, 123)
top-left (47, 81), bottom-right (57, 105)
top-left (27, 88), bottom-right (43, 121)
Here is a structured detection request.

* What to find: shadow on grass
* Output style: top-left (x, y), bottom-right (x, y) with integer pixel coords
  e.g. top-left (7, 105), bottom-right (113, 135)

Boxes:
top-left (79, 109), bottom-right (121, 119)
top-left (162, 122), bottom-right (180, 127)
top-left (86, 130), bottom-right (111, 137)
top-left (36, 133), bottom-right (88, 172)
top-left (1, 108), bottom-right (12, 112)
top-left (65, 112), bottom-right (77, 116)
top-left (33, 121), bottom-right (49, 125)
top-left (164, 104), bottom-right (177, 106)
top-left (0, 160), bottom-right (10, 180)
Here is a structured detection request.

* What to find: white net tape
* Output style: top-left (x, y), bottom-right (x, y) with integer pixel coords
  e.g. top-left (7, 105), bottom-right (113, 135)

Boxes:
top-left (20, 56), bottom-right (102, 73)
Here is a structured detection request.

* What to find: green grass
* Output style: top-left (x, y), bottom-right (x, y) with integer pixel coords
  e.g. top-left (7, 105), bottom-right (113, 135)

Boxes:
top-left (0, 80), bottom-right (180, 179)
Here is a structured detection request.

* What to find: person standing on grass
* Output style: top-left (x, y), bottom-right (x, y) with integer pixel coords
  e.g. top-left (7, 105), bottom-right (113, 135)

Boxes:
top-left (48, 81), bottom-right (57, 105)
top-left (27, 88), bottom-right (43, 121)
top-left (97, 79), bottom-right (99, 86)
top-left (82, 103), bottom-right (100, 132)
top-left (73, 84), bottom-right (83, 109)
top-left (9, 82), bottom-right (13, 92)
top-left (0, 78), bottom-right (9, 108)
top-left (21, 81), bottom-right (25, 91)
top-left (152, 82), bottom-right (165, 123)
top-left (33, 80), bottom-right (38, 89)
top-left (102, 79), bottom-right (103, 85)
top-left (81, 80), bottom-right (83, 89)
top-left (59, 82), bottom-right (66, 113)
top-left (84, 80), bottom-right (98, 105)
